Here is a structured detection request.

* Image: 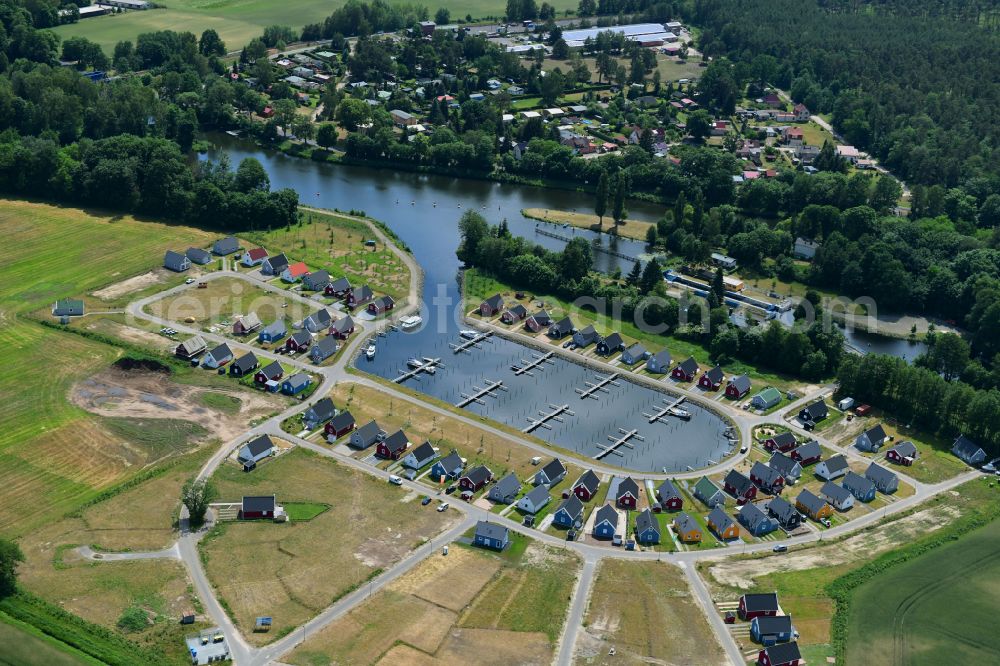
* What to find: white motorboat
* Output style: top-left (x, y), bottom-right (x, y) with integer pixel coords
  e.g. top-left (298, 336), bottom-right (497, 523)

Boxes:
top-left (459, 329), bottom-right (479, 340)
top-left (365, 345), bottom-right (376, 360)
top-left (400, 315), bottom-right (422, 330)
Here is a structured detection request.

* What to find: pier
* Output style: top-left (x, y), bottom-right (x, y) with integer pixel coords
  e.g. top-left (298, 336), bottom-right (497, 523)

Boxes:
top-left (643, 396), bottom-right (691, 423)
top-left (511, 351), bottom-right (555, 376)
top-left (449, 330), bottom-right (493, 354)
top-left (392, 357), bottom-right (442, 383)
top-left (575, 372), bottom-right (620, 400)
top-left (595, 428), bottom-right (645, 460)
top-left (523, 403), bottom-right (574, 433)
top-left (534, 228), bottom-right (638, 262)
top-left (456, 379), bottom-right (507, 408)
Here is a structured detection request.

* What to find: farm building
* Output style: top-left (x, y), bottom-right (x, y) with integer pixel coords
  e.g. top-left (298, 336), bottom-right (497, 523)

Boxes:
top-left (789, 440), bottom-right (822, 466)
top-left (764, 432), bottom-right (798, 453)
top-left (459, 465), bottom-right (493, 492)
top-left (757, 641), bottom-right (801, 666)
top-left (751, 387), bottom-right (782, 410)
top-left (656, 479), bottom-right (683, 511)
top-left (672, 512), bottom-right (702, 543)
top-left (488, 473), bottom-right (522, 504)
top-left (175, 335), bottom-right (207, 359)
top-left (201, 344), bottom-right (233, 369)
top-left (501, 304), bottom-right (527, 324)
top-left (885, 441), bottom-right (917, 466)
top-left (242, 247), bottom-right (268, 266)
top-left (402, 441), bottom-right (437, 470)
top-left (855, 424), bottom-right (888, 452)
top-left (842, 471), bottom-right (877, 503)
top-left (615, 477), bottom-right (640, 508)
top-left (592, 504), bottom-right (619, 539)
top-left (473, 521), bottom-right (509, 551)
top-left (52, 299), bottom-right (85, 317)
top-left (376, 429), bottom-right (410, 460)
top-left (815, 454), bottom-right (849, 481)
top-left (547, 316), bottom-right (575, 338)
top-left (367, 295), bottom-right (395, 315)
top-left (534, 458), bottom-right (567, 487)
top-left (429, 451), bottom-right (464, 481)
top-left (819, 481), bottom-right (854, 511)
top-left (262, 253), bottom-right (288, 275)
top-left (646, 350), bottom-right (672, 374)
top-left (766, 496), bottom-right (801, 530)
top-left (186, 247), bottom-right (212, 265)
top-left (634, 508), bottom-right (661, 544)
top-left (572, 470), bottom-right (601, 501)
top-left (304, 398), bottom-right (335, 428)
top-left (525, 310), bottom-right (552, 332)
top-left (325, 410), bottom-right (356, 440)
top-left (597, 332), bottom-right (625, 356)
top-left (302, 270), bottom-right (330, 291)
top-left (233, 313), bottom-right (262, 335)
top-left (707, 506), bottom-right (740, 540)
top-left (350, 420), bottom-right (385, 450)
top-left (694, 476), bottom-right (726, 507)
top-left (163, 250), bottom-right (190, 272)
top-left (310, 336), bottom-right (338, 363)
top-left (552, 495), bottom-right (585, 528)
top-left (724, 470), bottom-right (757, 504)
top-left (281, 373), bottom-right (311, 395)
top-left (516, 486), bottom-right (551, 514)
top-left (768, 453), bottom-right (802, 485)
top-left (739, 592), bottom-right (779, 620)
top-left (738, 502), bottom-right (779, 537)
top-left (237, 435), bottom-right (274, 471)
top-left (751, 615), bottom-right (796, 646)
top-left (329, 315), bottom-right (356, 339)
top-left (479, 294), bottom-right (504, 317)
top-left (303, 309), bottom-right (332, 333)
top-left (699, 365), bottom-right (725, 390)
top-left (573, 325), bottom-right (601, 348)
top-left (240, 494), bottom-right (280, 520)
top-left (952, 434), bottom-right (987, 466)
top-left (750, 461), bottom-right (785, 494)
top-left (213, 237), bottom-right (240, 255)
top-left (229, 353), bottom-right (259, 377)
top-left (285, 330), bottom-right (312, 352)
top-left (672, 357), bottom-right (699, 382)
top-left (325, 277), bottom-right (352, 298)
top-left (865, 462), bottom-right (899, 494)
top-left (795, 489), bottom-right (832, 522)
top-left (726, 374), bottom-right (752, 399)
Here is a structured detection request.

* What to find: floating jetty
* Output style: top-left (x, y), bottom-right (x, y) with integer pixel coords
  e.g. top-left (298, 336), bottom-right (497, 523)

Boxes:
top-left (511, 351), bottom-right (554, 376)
top-left (456, 379), bottom-right (507, 408)
top-left (535, 228), bottom-right (638, 262)
top-left (595, 428), bottom-right (645, 460)
top-left (575, 373), bottom-right (620, 400)
top-left (393, 357), bottom-right (442, 383)
top-left (523, 403), bottom-right (574, 433)
top-left (643, 396), bottom-right (692, 423)
top-left (449, 330), bottom-right (493, 354)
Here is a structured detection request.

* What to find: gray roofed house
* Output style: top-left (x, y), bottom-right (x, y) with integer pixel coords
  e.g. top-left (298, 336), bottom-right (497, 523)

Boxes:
top-left (707, 505), bottom-right (739, 539)
top-left (572, 324), bottom-right (600, 348)
top-left (175, 335), bottom-right (207, 358)
top-left (768, 452), bottom-right (802, 484)
top-left (952, 434), bottom-right (986, 466)
top-left (238, 435), bottom-right (274, 470)
top-left (310, 336), bottom-right (339, 363)
top-left (402, 441), bottom-right (437, 470)
top-left (766, 495), bottom-right (801, 529)
top-left (52, 299), bottom-right (85, 317)
top-left (798, 399), bottom-right (829, 424)
top-left (480, 293), bottom-right (504, 315)
top-left (842, 471), bottom-right (876, 502)
top-left (233, 312), bottom-right (262, 335)
top-left (819, 480), bottom-right (854, 510)
top-left (597, 332), bottom-right (624, 356)
top-left (760, 642), bottom-right (801, 666)
top-left (865, 462), bottom-right (899, 494)
top-left (488, 472), bottom-right (522, 503)
top-left (525, 310), bottom-right (552, 332)
top-left (473, 521), bottom-right (509, 551)
top-left (302, 270), bottom-right (331, 291)
top-left (201, 343), bottom-right (233, 368)
top-left (552, 495), bottom-right (584, 527)
top-left (615, 476), bottom-right (641, 507)
top-left (229, 352), bottom-right (259, 377)
top-left (326, 276), bottom-right (352, 296)
top-left (258, 319), bottom-right (287, 343)
top-left (573, 469), bottom-right (601, 499)
top-left (815, 454), bottom-right (850, 481)
top-left (329, 315), bottom-right (355, 338)
top-left (796, 488), bottom-right (830, 519)
top-left (186, 247), bottom-right (212, 264)
top-left (350, 419), bottom-right (385, 449)
top-left (672, 512), bottom-right (703, 541)
top-left (303, 397), bottom-right (335, 427)
top-left (656, 478), bottom-right (683, 508)
top-left (789, 440), bottom-right (822, 465)
top-left (548, 316), bottom-right (575, 338)
top-left (855, 423), bottom-right (888, 452)
top-left (303, 309), bottom-right (332, 333)
top-left (674, 356), bottom-right (699, 379)
top-left (634, 508), bottom-right (661, 544)
top-left (726, 374), bottom-right (752, 397)
top-left (255, 360), bottom-right (283, 382)
top-left (347, 285), bottom-right (374, 305)
top-left (282, 372), bottom-right (311, 395)
top-left (213, 236), bottom-right (240, 255)
top-left (750, 460), bottom-right (785, 493)
top-left (593, 504), bottom-right (619, 539)
top-left (621, 342), bottom-right (648, 365)
top-left (262, 253), bottom-right (289, 275)
top-left (646, 350), bottom-right (672, 374)
top-left (430, 450), bottom-right (464, 480)
top-left (534, 458), bottom-right (567, 487)
top-left (738, 502), bottom-right (778, 536)
top-left (164, 250), bottom-right (190, 272)
top-left (516, 485), bottom-right (550, 514)
top-left (886, 440), bottom-right (918, 464)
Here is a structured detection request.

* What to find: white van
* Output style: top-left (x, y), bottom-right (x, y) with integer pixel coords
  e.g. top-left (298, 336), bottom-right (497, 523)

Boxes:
top-left (388, 475), bottom-right (403, 485)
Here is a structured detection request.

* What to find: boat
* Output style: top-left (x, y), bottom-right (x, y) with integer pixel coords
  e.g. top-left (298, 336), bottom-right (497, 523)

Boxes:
top-left (400, 315), bottom-right (422, 330)
top-left (365, 345), bottom-right (376, 360)
top-left (459, 329), bottom-right (479, 340)
top-left (406, 358), bottom-right (423, 368)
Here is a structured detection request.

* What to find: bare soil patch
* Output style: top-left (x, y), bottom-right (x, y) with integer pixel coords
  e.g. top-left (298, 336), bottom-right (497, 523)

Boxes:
top-left (436, 627), bottom-right (552, 665)
top-left (92, 270), bottom-right (169, 301)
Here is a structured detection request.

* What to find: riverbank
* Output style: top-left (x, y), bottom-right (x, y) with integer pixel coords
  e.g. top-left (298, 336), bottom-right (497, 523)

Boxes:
top-left (521, 208), bottom-right (654, 242)
top-left (829, 310), bottom-right (958, 342)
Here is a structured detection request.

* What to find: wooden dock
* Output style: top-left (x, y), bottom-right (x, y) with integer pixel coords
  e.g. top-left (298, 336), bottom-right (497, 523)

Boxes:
top-left (575, 373), bottom-right (620, 400)
top-left (392, 357), bottom-right (443, 383)
top-left (449, 330), bottom-right (493, 354)
top-left (534, 228), bottom-right (638, 262)
top-left (523, 403), bottom-right (574, 433)
top-left (456, 380), bottom-right (507, 408)
top-left (642, 396), bottom-right (691, 423)
top-left (595, 428), bottom-right (645, 460)
top-left (511, 351), bottom-right (554, 376)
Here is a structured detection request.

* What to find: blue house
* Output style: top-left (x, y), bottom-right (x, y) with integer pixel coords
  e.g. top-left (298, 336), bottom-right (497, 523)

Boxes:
top-left (750, 615), bottom-right (796, 646)
top-left (552, 495), bottom-right (584, 528)
top-left (634, 508), bottom-right (660, 544)
top-left (281, 372), bottom-right (312, 395)
top-left (258, 320), bottom-right (287, 343)
top-left (842, 471), bottom-right (876, 503)
top-left (473, 521), bottom-right (509, 551)
top-left (429, 450), bottom-right (464, 481)
top-left (738, 502), bottom-right (779, 537)
top-left (592, 504), bottom-right (619, 540)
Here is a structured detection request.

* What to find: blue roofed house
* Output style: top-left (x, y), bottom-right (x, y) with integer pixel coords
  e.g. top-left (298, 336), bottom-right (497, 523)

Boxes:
top-left (952, 435), bottom-right (987, 466)
top-left (865, 462), bottom-right (899, 494)
top-left (186, 247), bottom-right (212, 265)
top-left (634, 508), bottom-right (661, 544)
top-left (842, 471), bottom-right (876, 503)
top-left (592, 504), bottom-right (619, 539)
top-left (213, 236), bottom-right (240, 255)
top-left (164, 250), bottom-right (190, 272)
top-left (473, 521), bottom-right (509, 551)
top-left (310, 336), bottom-right (339, 363)
top-left (572, 325), bottom-right (601, 348)
top-left (237, 435), bottom-right (274, 471)
top-left (52, 299), bottom-right (85, 317)
top-left (552, 495), bottom-right (585, 528)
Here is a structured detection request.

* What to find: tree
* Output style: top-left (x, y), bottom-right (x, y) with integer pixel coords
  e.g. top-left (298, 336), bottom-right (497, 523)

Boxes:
top-left (539, 68), bottom-right (565, 105)
top-left (639, 257), bottom-right (663, 294)
top-left (291, 115), bottom-right (315, 142)
top-left (434, 7), bottom-right (450, 24)
top-left (625, 259), bottom-right (642, 287)
top-left (686, 110), bottom-right (712, 141)
top-left (645, 225), bottom-right (658, 246)
top-left (0, 539), bottom-right (23, 598)
top-left (594, 171), bottom-right (609, 226)
top-left (611, 172), bottom-right (627, 224)
top-left (578, 0), bottom-right (596, 15)
top-left (272, 99), bottom-right (297, 136)
top-left (337, 98), bottom-right (371, 131)
top-left (244, 37), bottom-right (268, 63)
top-left (712, 267), bottom-right (725, 302)
top-left (182, 478), bottom-right (217, 528)
top-left (924, 333), bottom-right (971, 380)
top-left (560, 237), bottom-right (593, 282)
top-left (457, 210), bottom-right (490, 265)
top-left (199, 29), bottom-right (226, 57)
top-left (316, 123), bottom-right (338, 151)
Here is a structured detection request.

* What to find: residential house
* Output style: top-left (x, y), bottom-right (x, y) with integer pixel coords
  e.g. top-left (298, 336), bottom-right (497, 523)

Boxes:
top-left (164, 250), bottom-right (191, 272)
top-left (242, 247), bottom-right (268, 266)
top-left (739, 502), bottom-right (779, 537)
top-left (517, 486), bottom-right (551, 514)
top-left (488, 473), bottom-right (522, 503)
top-left (258, 320), bottom-right (286, 344)
top-left (240, 495), bottom-right (277, 520)
top-left (367, 296), bottom-right (395, 315)
top-left (346, 285), bottom-right (374, 307)
top-left (865, 462), bottom-right (899, 494)
top-left (592, 504), bottom-right (619, 539)
top-left (52, 299), bottom-right (85, 317)
top-left (750, 461), bottom-right (785, 495)
top-left (281, 262), bottom-right (309, 283)
top-left (952, 434), bottom-right (987, 466)
top-left (672, 357), bottom-right (699, 382)
top-left (325, 410), bottom-right (356, 440)
top-left (793, 238), bottom-right (819, 260)
top-left (757, 641), bottom-right (801, 666)
top-left (798, 400), bottom-right (828, 426)
top-left (350, 420), bottom-right (385, 450)
top-left (764, 432), bottom-right (798, 453)
top-left (324, 277), bottom-right (352, 298)
top-left (634, 508), bottom-right (661, 544)
top-left (572, 470), bottom-right (601, 501)
top-left (572, 325), bottom-right (600, 348)
top-left (279, 373), bottom-right (310, 396)
top-left (402, 441), bottom-right (437, 470)
top-left (707, 506), bottom-right (740, 540)
top-left (766, 496), bottom-right (801, 530)
top-left (186, 247), bottom-right (212, 265)
top-left (694, 476), bottom-right (726, 507)
top-left (303, 398), bottom-right (335, 428)
top-left (739, 592), bottom-right (779, 620)
top-left (473, 521), bottom-right (509, 551)
top-left (175, 335), bottom-right (207, 359)
top-left (752, 387), bottom-right (782, 410)
top-left (376, 429), bottom-right (410, 460)
top-left (656, 479), bottom-right (683, 511)
top-left (479, 294), bottom-right (504, 317)
top-left (302, 270), bottom-right (330, 292)
top-left (621, 343), bottom-right (648, 366)
top-left (309, 336), bottom-right (339, 363)
top-left (699, 365), bottom-right (725, 390)
top-left (254, 360), bottom-right (283, 385)
top-left (855, 424), bottom-right (889, 453)
top-left (552, 495), bottom-right (584, 528)
top-left (534, 458), bottom-right (567, 487)
top-left (201, 343), bottom-right (233, 369)
top-left (768, 453), bottom-right (802, 485)
top-left (547, 317), bottom-right (575, 338)
top-left (820, 481), bottom-right (854, 511)
top-left (303, 309), bottom-right (332, 333)
top-left (815, 454), bottom-right (849, 481)
top-left (261, 253), bottom-right (288, 276)
top-left (329, 315), bottom-right (355, 339)
top-left (596, 332), bottom-right (625, 356)
top-left (789, 440), bottom-right (822, 466)
top-left (711, 253), bottom-right (738, 270)
top-left (793, 103), bottom-right (810, 121)
top-left (525, 310), bottom-right (552, 333)
top-left (228, 352), bottom-right (259, 377)
top-left (795, 489), bottom-right (832, 522)
top-left (233, 312), bottom-right (262, 336)
top-left (842, 471), bottom-right (877, 503)
top-left (724, 470), bottom-right (757, 504)
top-left (501, 304), bottom-right (527, 324)
top-left (726, 375), bottom-right (752, 399)
top-left (237, 435), bottom-right (274, 471)
top-left (285, 330), bottom-right (312, 353)
top-left (615, 477), bottom-right (640, 509)
top-left (390, 109), bottom-right (416, 128)
top-left (673, 512), bottom-right (703, 543)
top-left (646, 350), bottom-right (672, 374)
top-left (429, 450), bottom-right (464, 481)
top-left (459, 465), bottom-right (493, 492)
top-left (885, 441), bottom-right (917, 466)
top-left (213, 236), bottom-right (239, 255)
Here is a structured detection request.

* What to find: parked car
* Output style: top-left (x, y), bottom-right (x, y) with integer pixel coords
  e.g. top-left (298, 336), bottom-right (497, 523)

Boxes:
top-left (566, 530), bottom-right (576, 541)
top-left (437, 502), bottom-right (449, 512)
top-left (388, 475), bottom-right (402, 485)
top-left (421, 496), bottom-right (431, 506)
top-left (185, 277), bottom-right (195, 284)
top-left (445, 485), bottom-right (457, 495)
top-left (773, 544), bottom-right (788, 553)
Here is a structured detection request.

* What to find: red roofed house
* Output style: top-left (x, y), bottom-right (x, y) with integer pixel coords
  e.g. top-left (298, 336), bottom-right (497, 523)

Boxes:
top-left (242, 247), bottom-right (268, 267)
top-left (281, 262), bottom-right (309, 283)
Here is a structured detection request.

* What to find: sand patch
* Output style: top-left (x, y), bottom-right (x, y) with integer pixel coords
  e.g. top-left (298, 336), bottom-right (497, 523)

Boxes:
top-left (92, 270), bottom-right (167, 300)
top-left (435, 628), bottom-right (552, 665)
top-left (376, 645), bottom-right (439, 666)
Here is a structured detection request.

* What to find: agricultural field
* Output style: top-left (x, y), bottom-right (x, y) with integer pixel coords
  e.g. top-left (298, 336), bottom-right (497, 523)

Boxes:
top-left (287, 536), bottom-right (580, 665)
top-left (575, 559), bottom-right (726, 664)
top-left (201, 447), bottom-right (456, 644)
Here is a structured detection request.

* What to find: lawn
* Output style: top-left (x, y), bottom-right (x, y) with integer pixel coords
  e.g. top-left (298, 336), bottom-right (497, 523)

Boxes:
top-left (283, 501), bottom-right (330, 520)
top-left (0, 614), bottom-right (99, 666)
top-left (522, 207), bottom-right (653, 241)
top-left (847, 418), bottom-right (970, 484)
top-left (145, 277), bottom-right (293, 333)
top-left (201, 447), bottom-right (455, 644)
top-left (576, 560), bottom-right (725, 664)
top-left (198, 392), bottom-right (242, 414)
top-left (287, 535), bottom-right (579, 665)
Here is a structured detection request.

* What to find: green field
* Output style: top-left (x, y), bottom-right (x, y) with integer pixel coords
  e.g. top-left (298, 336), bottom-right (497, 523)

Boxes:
top-left (51, 0), bottom-right (579, 54)
top-left (0, 613), bottom-right (99, 666)
top-left (844, 518), bottom-right (1000, 665)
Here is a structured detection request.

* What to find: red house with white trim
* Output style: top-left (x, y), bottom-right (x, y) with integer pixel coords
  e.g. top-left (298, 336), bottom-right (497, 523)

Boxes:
top-left (376, 429), bottom-right (409, 460)
top-left (739, 592), bottom-right (779, 620)
top-left (672, 357), bottom-right (699, 382)
top-left (699, 365), bottom-right (725, 390)
top-left (616, 477), bottom-right (640, 509)
top-left (726, 374), bottom-right (752, 398)
top-left (572, 470), bottom-right (601, 501)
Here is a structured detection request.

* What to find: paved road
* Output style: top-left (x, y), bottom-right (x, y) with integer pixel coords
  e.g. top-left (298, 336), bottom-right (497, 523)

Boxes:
top-left (76, 544), bottom-right (179, 561)
top-left (555, 556), bottom-right (597, 666)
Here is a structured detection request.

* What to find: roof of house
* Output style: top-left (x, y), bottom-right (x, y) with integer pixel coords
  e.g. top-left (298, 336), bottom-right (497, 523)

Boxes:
top-left (305, 269), bottom-right (330, 285)
top-left (506, 303), bottom-right (527, 317)
top-left (738, 501), bottom-right (770, 526)
top-left (474, 520), bottom-right (508, 542)
top-left (331, 315), bottom-right (355, 333)
top-left (409, 441), bottom-right (436, 462)
top-left (350, 285), bottom-right (373, 300)
top-left (242, 435), bottom-right (274, 459)
top-left (674, 512), bottom-right (701, 534)
top-left (762, 641), bottom-right (801, 664)
top-left (463, 465), bottom-right (492, 485)
top-left (208, 343), bottom-right (231, 359)
top-left (246, 247), bottom-right (268, 261)
top-left (657, 478), bottom-right (681, 500)
top-left (865, 462), bottom-right (897, 487)
top-left (329, 410), bottom-right (355, 430)
top-left (820, 481), bottom-right (853, 504)
top-left (708, 505), bottom-right (736, 531)
top-left (791, 440), bottom-right (821, 460)
top-left (551, 316), bottom-right (575, 331)
top-left (214, 236), bottom-right (239, 254)
top-left (231, 352), bottom-right (258, 373)
top-left (482, 293), bottom-right (503, 310)
top-left (861, 424), bottom-right (887, 443)
top-left (289, 330), bottom-right (312, 346)
top-left (178, 336), bottom-right (207, 354)
top-left (371, 295), bottom-right (394, 309)
top-left (741, 592), bottom-right (779, 613)
top-left (382, 429), bottom-right (409, 453)
top-left (574, 469), bottom-right (600, 494)
top-left (754, 386), bottom-right (782, 403)
top-left (624, 342), bottom-right (647, 358)
top-left (649, 349), bottom-right (671, 366)
top-left (186, 247), bottom-right (212, 262)
top-left (796, 488), bottom-right (827, 514)
top-left (694, 476), bottom-right (722, 500)
top-left (802, 399), bottom-right (828, 420)
top-left (257, 360), bottom-right (282, 379)
top-left (767, 495), bottom-right (797, 521)
top-left (751, 461), bottom-right (784, 485)
top-left (617, 476), bottom-right (639, 498)
top-left (285, 261), bottom-right (309, 277)
top-left (355, 419), bottom-right (382, 442)
top-left (754, 614), bottom-right (793, 634)
top-left (522, 485), bottom-right (549, 506)
top-left (266, 253), bottom-right (289, 269)
top-left (594, 503), bottom-right (619, 527)
top-left (704, 365), bottom-right (724, 383)
top-left (770, 431), bottom-right (797, 448)
top-left (436, 450), bottom-right (463, 471)
top-left (677, 357), bottom-right (699, 374)
top-left (889, 441), bottom-right (917, 458)
top-left (261, 319), bottom-right (286, 335)
top-left (312, 336), bottom-right (338, 356)
top-left (575, 324), bottom-right (600, 343)
top-left (242, 495), bottom-right (275, 513)
top-left (822, 454), bottom-right (850, 474)
top-left (528, 309), bottom-right (552, 324)
top-left (328, 276), bottom-right (351, 292)
top-left (164, 249), bottom-right (187, 264)
top-left (635, 508), bottom-right (659, 535)
top-left (308, 397), bottom-right (335, 421)
top-left (724, 470), bottom-right (755, 495)
top-left (768, 452), bottom-right (800, 477)
top-left (953, 434), bottom-right (985, 459)
top-left (843, 471), bottom-right (876, 496)
top-left (306, 309), bottom-right (332, 326)
top-left (555, 495), bottom-right (584, 520)
top-left (539, 458), bottom-right (566, 481)
top-left (601, 332), bottom-right (624, 349)
top-left (492, 472), bottom-right (521, 497)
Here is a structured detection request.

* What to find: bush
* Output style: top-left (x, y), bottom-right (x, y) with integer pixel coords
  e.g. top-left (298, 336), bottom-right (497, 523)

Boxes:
top-left (116, 605), bottom-right (148, 632)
